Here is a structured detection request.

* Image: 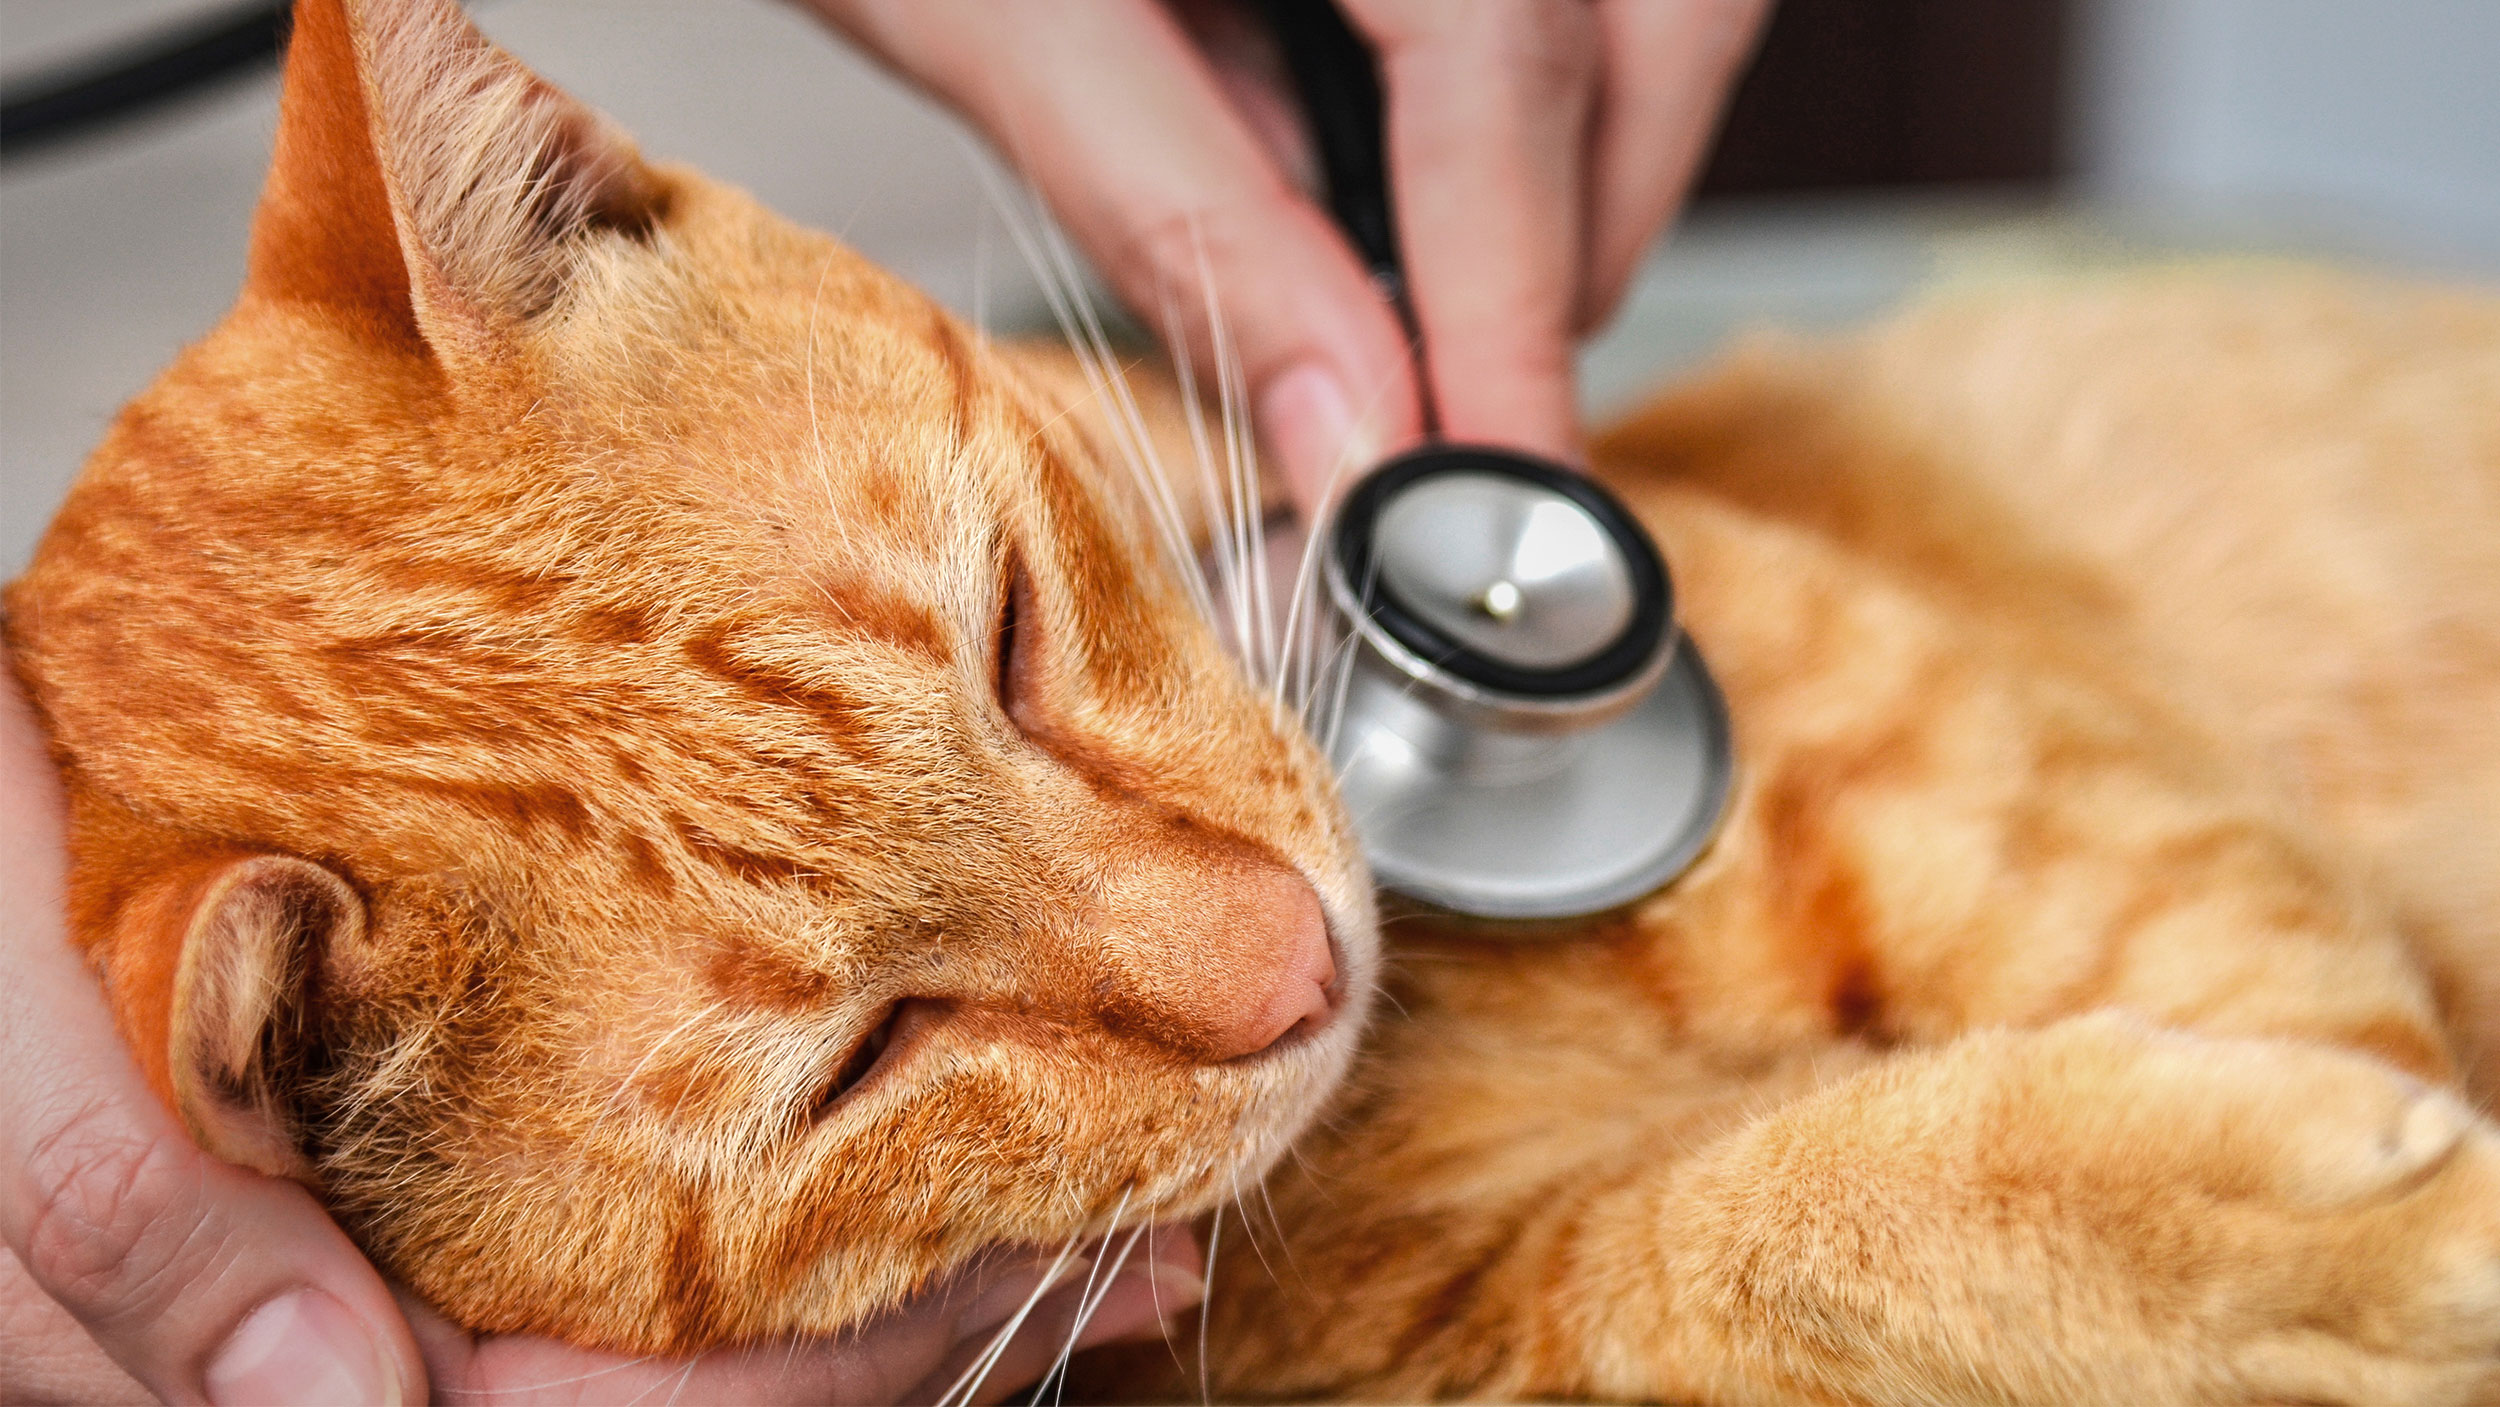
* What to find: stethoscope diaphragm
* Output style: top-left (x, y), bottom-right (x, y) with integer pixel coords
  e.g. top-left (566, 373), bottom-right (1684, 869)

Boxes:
top-left (1322, 446), bottom-right (1735, 921)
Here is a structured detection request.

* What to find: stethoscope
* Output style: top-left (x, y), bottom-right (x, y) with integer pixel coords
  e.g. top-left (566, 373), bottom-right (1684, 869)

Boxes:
top-left (1265, 0), bottom-right (1735, 921)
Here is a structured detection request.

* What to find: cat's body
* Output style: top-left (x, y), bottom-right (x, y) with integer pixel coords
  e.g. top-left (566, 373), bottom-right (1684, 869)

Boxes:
top-left (1150, 278), bottom-right (2500, 1403)
top-left (7, 1), bottom-right (2498, 1402)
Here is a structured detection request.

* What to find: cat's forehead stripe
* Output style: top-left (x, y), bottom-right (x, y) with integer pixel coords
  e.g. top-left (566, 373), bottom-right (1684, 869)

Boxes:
top-left (923, 300), bottom-right (980, 450)
top-left (680, 623), bottom-right (874, 750)
top-left (671, 813), bottom-right (844, 897)
top-left (704, 934), bottom-right (838, 1014)
top-left (810, 573), bottom-right (953, 665)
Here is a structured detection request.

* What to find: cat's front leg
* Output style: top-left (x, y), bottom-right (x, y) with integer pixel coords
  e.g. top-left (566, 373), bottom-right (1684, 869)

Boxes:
top-left (1576, 1013), bottom-right (2500, 1406)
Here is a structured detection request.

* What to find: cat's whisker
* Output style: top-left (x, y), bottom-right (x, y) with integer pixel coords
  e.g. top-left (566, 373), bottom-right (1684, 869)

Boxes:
top-left (1313, 613), bottom-right (1368, 759)
top-left (436, 1353), bottom-right (669, 1399)
top-left (1166, 226), bottom-right (1251, 674)
top-left (1276, 496), bottom-right (1336, 728)
top-left (1010, 186), bottom-right (1215, 626)
top-left (1286, 355), bottom-right (1409, 726)
top-left (1225, 1172), bottom-right (1281, 1290)
top-left (1287, 461), bottom-right (1352, 721)
top-left (657, 1353), bottom-right (702, 1407)
top-left (1175, 226), bottom-right (1356, 731)
top-left (1313, 410), bottom-right (1396, 722)
top-left (1251, 1176), bottom-right (1311, 1291)
top-left (614, 1354), bottom-right (684, 1407)
top-left (1157, 285), bottom-right (1251, 661)
top-left (1043, 1211), bottom-right (1148, 1405)
top-left (969, 165), bottom-right (1212, 624)
top-left (774, 1317), bottom-right (808, 1389)
top-left (1190, 238), bottom-right (1273, 690)
top-left (1196, 1206), bottom-right (1222, 1405)
top-left (935, 1231), bottom-right (1087, 1407)
top-left (1141, 1220), bottom-right (1191, 1384)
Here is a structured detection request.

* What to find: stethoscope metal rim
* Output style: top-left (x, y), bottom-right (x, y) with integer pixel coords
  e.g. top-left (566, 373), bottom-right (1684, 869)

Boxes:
top-left (1320, 447), bottom-right (1738, 922)
top-left (1330, 631), bottom-right (1737, 921)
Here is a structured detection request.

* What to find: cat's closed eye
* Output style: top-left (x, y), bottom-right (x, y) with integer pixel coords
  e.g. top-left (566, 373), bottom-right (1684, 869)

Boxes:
top-left (995, 555), bottom-right (1040, 737)
top-left (807, 1000), bottom-right (911, 1126)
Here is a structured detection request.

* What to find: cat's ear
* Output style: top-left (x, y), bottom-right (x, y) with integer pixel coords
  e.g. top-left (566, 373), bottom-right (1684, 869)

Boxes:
top-left (161, 856), bottom-right (366, 1183)
top-left (244, 0), bottom-right (662, 361)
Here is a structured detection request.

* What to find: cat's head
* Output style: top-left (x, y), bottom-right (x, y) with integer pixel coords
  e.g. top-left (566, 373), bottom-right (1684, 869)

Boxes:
top-left (6, 0), bottom-right (1375, 1350)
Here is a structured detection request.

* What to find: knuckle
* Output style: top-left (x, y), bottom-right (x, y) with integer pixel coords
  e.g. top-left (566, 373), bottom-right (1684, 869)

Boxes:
top-left (1478, 2), bottom-right (1602, 91)
top-left (1117, 189), bottom-right (1302, 311)
top-left (1358, 0), bottom-right (1597, 91)
top-left (1126, 203), bottom-right (1223, 286)
top-left (1696, 0), bottom-right (1776, 69)
top-left (16, 1100), bottom-right (208, 1320)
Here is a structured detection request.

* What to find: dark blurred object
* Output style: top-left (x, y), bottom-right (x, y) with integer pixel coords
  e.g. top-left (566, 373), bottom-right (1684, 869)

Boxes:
top-left (4, 0), bottom-right (2070, 188)
top-left (1699, 0), bottom-right (2070, 194)
top-left (0, 2), bottom-right (290, 161)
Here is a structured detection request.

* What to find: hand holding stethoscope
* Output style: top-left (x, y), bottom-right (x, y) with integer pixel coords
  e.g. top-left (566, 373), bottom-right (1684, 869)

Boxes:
top-left (1262, 0), bottom-right (1736, 920)
top-left (812, 0), bottom-right (1774, 516)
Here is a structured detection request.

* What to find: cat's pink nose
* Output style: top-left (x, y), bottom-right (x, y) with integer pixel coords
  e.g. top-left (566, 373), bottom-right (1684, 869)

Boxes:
top-left (1214, 869), bottom-right (1337, 1060)
top-left (1093, 858), bottom-right (1338, 1063)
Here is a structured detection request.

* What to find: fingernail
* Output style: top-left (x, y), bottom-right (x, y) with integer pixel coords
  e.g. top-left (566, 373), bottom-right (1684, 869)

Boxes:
top-left (1257, 362), bottom-right (1379, 511)
top-left (207, 1290), bottom-right (400, 1407)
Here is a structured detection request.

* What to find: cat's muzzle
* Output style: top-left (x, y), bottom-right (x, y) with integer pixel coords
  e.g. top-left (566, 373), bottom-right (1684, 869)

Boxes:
top-left (1322, 445), bottom-right (1735, 922)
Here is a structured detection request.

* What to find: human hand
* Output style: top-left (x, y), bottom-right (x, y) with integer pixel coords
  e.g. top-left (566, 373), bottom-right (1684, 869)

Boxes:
top-left (806, 0), bottom-right (1770, 509)
top-left (396, 1235), bottom-right (1199, 1405)
top-left (0, 653), bottom-right (1196, 1405)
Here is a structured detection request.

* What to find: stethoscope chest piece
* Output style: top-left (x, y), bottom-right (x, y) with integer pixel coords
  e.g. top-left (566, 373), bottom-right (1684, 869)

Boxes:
top-left (1324, 446), bottom-right (1734, 921)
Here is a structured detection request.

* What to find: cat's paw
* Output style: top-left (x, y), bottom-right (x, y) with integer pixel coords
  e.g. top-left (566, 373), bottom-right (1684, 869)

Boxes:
top-left (2156, 1025), bottom-right (2500, 1406)
top-left (1674, 1015), bottom-right (2500, 1406)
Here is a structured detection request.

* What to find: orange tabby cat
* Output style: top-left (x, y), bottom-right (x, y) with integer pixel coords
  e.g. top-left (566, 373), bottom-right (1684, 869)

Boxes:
top-left (6, 0), bottom-right (1371, 1359)
top-left (7, 1), bottom-right (2497, 1404)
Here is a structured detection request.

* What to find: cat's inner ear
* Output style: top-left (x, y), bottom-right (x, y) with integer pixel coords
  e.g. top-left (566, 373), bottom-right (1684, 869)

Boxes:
top-left (244, 0), bottom-right (661, 356)
top-left (166, 856), bottom-right (365, 1184)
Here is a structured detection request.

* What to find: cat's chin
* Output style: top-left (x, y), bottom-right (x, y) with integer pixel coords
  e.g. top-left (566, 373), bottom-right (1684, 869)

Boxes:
top-left (751, 1028), bottom-right (1360, 1344)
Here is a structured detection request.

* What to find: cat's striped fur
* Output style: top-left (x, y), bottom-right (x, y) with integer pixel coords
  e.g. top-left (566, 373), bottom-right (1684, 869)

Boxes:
top-left (8, 0), bottom-right (2498, 1401)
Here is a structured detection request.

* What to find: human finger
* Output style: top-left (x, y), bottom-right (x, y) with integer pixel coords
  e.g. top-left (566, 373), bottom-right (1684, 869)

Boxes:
top-left (1, 1243), bottom-right (148, 1402)
top-left (1344, 0), bottom-right (1601, 461)
top-left (804, 0), bottom-right (1422, 513)
top-left (404, 1226), bottom-right (1202, 1405)
top-left (1576, 0), bottom-right (1772, 333)
top-left (0, 657), bottom-right (426, 1406)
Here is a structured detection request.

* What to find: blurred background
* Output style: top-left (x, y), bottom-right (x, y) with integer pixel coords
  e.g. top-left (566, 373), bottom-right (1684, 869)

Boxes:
top-left (4, 0), bottom-right (2496, 575)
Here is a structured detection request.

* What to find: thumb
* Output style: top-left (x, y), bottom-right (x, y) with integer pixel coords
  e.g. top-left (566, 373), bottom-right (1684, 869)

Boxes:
top-left (0, 661), bottom-right (425, 1407)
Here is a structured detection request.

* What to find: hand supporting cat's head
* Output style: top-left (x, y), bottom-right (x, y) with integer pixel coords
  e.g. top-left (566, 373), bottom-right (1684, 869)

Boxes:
top-left (4, 0), bottom-right (1376, 1352)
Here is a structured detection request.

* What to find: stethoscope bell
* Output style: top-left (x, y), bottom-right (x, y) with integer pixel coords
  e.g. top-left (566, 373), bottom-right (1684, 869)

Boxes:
top-left (1323, 445), bottom-right (1735, 920)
